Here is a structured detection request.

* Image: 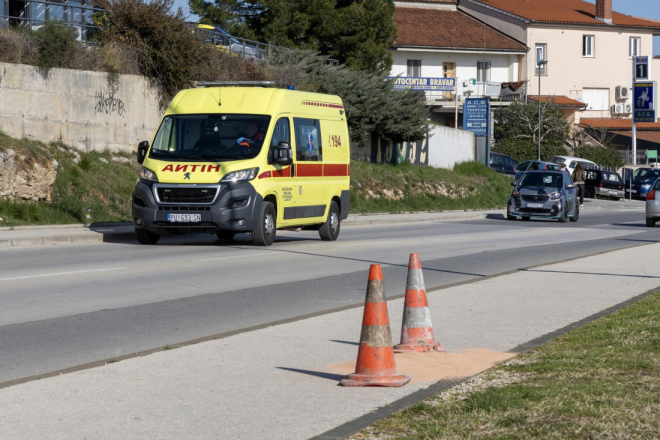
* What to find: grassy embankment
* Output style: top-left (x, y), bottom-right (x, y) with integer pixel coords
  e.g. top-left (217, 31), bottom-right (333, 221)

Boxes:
top-left (0, 132), bottom-right (137, 226)
top-left (0, 133), bottom-right (511, 226)
top-left (355, 292), bottom-right (660, 439)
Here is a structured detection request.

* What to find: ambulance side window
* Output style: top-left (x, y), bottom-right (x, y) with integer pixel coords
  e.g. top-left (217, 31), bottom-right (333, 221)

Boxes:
top-left (293, 118), bottom-right (322, 162)
top-left (271, 118), bottom-right (291, 147)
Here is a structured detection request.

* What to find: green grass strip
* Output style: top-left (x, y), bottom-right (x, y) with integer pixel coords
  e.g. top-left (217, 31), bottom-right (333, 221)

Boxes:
top-left (356, 292), bottom-right (660, 439)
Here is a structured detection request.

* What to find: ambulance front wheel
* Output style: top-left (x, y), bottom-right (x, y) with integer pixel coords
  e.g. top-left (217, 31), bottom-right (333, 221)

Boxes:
top-left (252, 201), bottom-right (276, 246)
top-left (319, 201), bottom-right (340, 241)
top-left (135, 228), bottom-right (160, 245)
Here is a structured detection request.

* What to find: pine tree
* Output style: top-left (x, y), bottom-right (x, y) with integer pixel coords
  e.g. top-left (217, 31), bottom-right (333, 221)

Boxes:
top-left (189, 0), bottom-right (397, 73)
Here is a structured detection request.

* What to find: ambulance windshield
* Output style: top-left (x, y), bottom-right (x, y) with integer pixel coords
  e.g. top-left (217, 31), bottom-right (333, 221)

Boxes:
top-left (149, 114), bottom-right (271, 161)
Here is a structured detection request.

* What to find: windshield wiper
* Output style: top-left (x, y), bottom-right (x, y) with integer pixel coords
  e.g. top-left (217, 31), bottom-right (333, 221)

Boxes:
top-left (151, 151), bottom-right (203, 161)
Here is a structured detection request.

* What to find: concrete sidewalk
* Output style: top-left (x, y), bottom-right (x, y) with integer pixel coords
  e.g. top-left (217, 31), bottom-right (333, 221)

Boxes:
top-left (0, 198), bottom-right (644, 248)
top-left (1, 243), bottom-right (659, 439)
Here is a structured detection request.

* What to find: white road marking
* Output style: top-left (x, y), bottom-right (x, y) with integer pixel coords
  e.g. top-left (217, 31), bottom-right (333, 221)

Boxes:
top-left (0, 267), bottom-right (125, 282)
top-left (197, 252), bottom-right (279, 262)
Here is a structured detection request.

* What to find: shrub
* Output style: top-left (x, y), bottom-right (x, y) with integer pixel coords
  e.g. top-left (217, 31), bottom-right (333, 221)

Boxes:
top-left (31, 21), bottom-right (80, 72)
top-left (453, 161), bottom-right (491, 176)
top-left (94, 0), bottom-right (210, 106)
top-left (493, 138), bottom-right (568, 164)
top-left (0, 27), bottom-right (40, 65)
top-left (572, 145), bottom-right (625, 169)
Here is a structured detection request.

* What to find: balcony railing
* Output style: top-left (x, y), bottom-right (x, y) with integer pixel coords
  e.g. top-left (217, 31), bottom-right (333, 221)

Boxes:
top-left (423, 81), bottom-right (525, 104)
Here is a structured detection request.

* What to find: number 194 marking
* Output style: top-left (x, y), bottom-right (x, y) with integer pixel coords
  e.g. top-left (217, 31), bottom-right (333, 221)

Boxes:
top-left (328, 135), bottom-right (342, 148)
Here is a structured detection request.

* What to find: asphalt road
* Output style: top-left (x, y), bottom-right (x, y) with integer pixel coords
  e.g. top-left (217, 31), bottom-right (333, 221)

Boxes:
top-left (1, 204), bottom-right (658, 385)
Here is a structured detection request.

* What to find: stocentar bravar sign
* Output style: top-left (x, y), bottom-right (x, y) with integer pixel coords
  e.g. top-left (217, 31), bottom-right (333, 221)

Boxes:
top-left (389, 77), bottom-right (456, 91)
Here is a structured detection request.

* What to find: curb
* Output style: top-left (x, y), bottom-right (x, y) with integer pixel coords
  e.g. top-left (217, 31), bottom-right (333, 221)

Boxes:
top-left (0, 232), bottom-right (136, 248)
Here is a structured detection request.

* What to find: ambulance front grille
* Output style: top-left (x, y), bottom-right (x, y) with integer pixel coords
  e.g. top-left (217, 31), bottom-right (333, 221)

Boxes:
top-left (155, 187), bottom-right (218, 204)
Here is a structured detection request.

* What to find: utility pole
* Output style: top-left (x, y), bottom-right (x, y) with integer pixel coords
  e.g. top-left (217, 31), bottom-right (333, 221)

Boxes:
top-left (454, 78), bottom-right (459, 128)
top-left (632, 55), bottom-right (637, 166)
top-left (537, 59), bottom-right (548, 161)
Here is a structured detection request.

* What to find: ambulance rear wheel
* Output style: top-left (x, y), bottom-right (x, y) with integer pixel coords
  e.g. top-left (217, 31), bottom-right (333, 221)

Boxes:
top-left (252, 201), bottom-right (276, 246)
top-left (319, 201), bottom-right (340, 241)
top-left (135, 228), bottom-right (160, 245)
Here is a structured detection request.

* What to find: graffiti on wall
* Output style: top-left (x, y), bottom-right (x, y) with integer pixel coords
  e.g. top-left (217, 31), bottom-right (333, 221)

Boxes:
top-left (369, 136), bottom-right (429, 166)
top-left (350, 136), bottom-right (428, 165)
top-left (95, 90), bottom-right (126, 117)
top-left (350, 125), bottom-right (429, 165)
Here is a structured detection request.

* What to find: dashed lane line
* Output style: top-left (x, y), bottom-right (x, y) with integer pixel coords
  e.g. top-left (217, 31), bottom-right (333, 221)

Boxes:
top-left (0, 268), bottom-right (126, 283)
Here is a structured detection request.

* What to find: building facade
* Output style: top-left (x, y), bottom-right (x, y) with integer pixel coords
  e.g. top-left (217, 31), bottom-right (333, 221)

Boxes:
top-left (390, 0), bottom-right (528, 126)
top-left (459, 0), bottom-right (660, 124)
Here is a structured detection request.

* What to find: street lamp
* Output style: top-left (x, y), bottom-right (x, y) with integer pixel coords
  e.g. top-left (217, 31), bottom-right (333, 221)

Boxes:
top-left (537, 58), bottom-right (548, 161)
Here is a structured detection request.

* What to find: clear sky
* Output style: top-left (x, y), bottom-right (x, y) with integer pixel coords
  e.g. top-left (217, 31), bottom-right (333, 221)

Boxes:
top-left (174, 0), bottom-right (660, 53)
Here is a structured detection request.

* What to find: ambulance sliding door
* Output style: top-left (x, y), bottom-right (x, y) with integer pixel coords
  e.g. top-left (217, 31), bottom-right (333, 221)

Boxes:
top-left (289, 117), bottom-right (327, 222)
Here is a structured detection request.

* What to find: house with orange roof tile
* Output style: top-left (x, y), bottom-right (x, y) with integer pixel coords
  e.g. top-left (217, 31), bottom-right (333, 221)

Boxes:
top-left (390, 0), bottom-right (528, 127)
top-left (459, 0), bottom-right (660, 126)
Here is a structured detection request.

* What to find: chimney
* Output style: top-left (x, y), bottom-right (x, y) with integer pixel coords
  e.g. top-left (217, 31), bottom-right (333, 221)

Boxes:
top-left (596, 0), bottom-right (612, 24)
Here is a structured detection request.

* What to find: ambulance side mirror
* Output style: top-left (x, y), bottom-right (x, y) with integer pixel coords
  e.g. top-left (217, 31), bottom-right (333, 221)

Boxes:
top-left (137, 141), bottom-right (149, 165)
top-left (271, 142), bottom-right (293, 166)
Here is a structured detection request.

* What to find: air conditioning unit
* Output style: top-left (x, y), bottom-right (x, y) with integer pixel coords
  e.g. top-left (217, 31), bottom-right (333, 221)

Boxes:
top-left (625, 104), bottom-right (633, 114)
top-left (611, 104), bottom-right (625, 114)
top-left (616, 86), bottom-right (631, 100)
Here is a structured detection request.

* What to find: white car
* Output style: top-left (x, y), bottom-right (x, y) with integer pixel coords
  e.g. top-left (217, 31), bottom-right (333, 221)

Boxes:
top-left (551, 156), bottom-right (598, 175)
top-left (646, 178), bottom-right (660, 227)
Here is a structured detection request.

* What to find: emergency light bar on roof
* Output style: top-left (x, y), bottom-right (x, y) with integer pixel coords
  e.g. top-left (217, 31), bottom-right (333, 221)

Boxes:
top-left (194, 81), bottom-right (276, 88)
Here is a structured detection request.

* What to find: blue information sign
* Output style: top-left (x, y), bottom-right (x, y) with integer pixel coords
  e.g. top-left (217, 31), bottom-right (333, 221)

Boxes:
top-left (634, 82), bottom-right (657, 123)
top-left (389, 77), bottom-right (456, 91)
top-left (463, 98), bottom-right (490, 136)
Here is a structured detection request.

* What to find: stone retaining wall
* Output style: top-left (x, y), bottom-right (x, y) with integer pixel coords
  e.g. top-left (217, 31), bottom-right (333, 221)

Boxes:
top-left (0, 62), bottom-right (161, 153)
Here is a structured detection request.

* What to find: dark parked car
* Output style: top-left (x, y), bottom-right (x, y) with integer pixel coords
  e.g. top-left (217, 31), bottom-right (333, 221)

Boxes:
top-left (507, 170), bottom-right (579, 223)
top-left (585, 170), bottom-right (625, 201)
top-left (490, 152), bottom-right (517, 176)
top-left (514, 160), bottom-right (561, 182)
top-left (627, 168), bottom-right (660, 199)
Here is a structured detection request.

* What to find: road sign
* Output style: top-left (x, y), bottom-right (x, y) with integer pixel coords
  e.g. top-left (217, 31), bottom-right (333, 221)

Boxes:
top-left (635, 56), bottom-right (650, 81)
top-left (634, 82), bottom-right (657, 123)
top-left (389, 77), bottom-right (456, 91)
top-left (463, 98), bottom-right (490, 136)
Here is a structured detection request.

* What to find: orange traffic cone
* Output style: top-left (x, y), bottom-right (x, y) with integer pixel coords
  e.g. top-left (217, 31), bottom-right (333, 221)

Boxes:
top-left (340, 264), bottom-right (411, 387)
top-left (394, 253), bottom-right (445, 353)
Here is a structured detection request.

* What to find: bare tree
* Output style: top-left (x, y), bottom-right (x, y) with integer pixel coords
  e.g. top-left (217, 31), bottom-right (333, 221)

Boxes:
top-left (494, 101), bottom-right (569, 146)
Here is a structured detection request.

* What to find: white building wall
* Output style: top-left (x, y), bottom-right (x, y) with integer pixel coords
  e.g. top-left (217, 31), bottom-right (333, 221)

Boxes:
top-left (391, 49), bottom-right (522, 96)
top-left (526, 25), bottom-right (657, 122)
top-left (427, 125), bottom-right (475, 168)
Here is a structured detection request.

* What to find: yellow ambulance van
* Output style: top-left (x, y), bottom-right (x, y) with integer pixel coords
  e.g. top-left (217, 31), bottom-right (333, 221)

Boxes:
top-left (132, 82), bottom-right (351, 246)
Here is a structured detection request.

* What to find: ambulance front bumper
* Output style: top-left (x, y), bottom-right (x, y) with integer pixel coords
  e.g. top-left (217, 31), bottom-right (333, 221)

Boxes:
top-left (132, 180), bottom-right (263, 234)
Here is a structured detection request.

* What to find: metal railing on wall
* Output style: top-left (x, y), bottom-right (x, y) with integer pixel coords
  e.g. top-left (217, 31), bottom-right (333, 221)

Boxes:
top-left (0, 0), bottom-right (102, 41)
top-left (1, 4), bottom-right (341, 63)
top-left (195, 25), bottom-right (339, 65)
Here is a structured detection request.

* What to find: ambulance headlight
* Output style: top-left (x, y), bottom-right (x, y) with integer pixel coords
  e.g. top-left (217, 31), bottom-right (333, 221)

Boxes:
top-left (221, 168), bottom-right (259, 183)
top-left (139, 167), bottom-right (158, 182)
